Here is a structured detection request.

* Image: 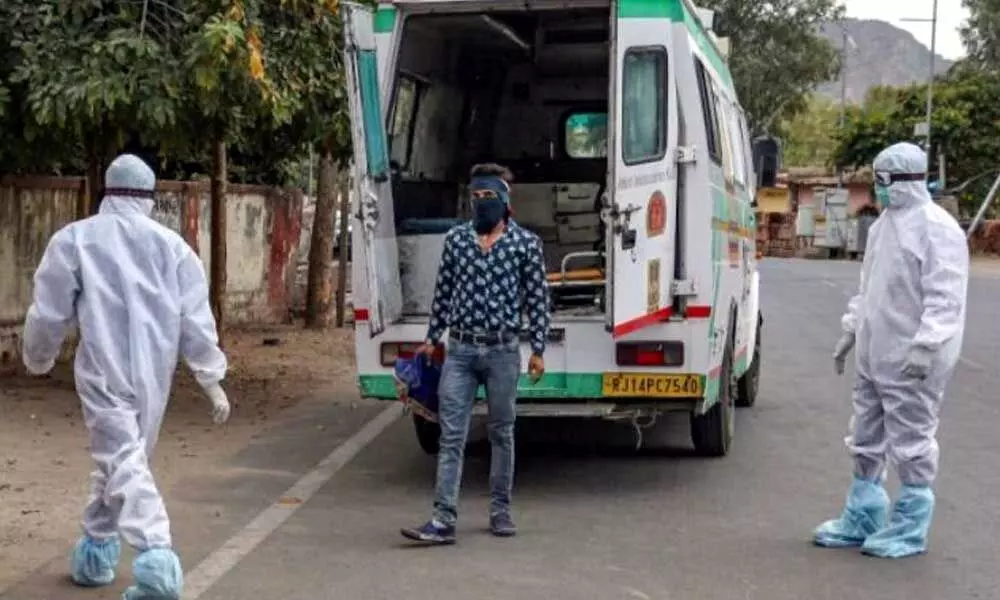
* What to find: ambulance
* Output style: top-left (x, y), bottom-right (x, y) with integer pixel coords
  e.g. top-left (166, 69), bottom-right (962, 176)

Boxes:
top-left (342, 0), bottom-right (763, 457)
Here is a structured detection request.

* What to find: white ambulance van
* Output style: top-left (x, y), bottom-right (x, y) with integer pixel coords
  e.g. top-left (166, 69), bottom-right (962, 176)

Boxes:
top-left (342, 0), bottom-right (763, 457)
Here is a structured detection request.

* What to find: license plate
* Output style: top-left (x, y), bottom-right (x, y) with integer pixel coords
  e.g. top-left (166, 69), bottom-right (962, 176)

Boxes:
top-left (602, 373), bottom-right (703, 398)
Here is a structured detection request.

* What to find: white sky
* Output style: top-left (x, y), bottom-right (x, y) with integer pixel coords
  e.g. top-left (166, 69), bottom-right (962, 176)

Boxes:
top-left (840, 0), bottom-right (969, 59)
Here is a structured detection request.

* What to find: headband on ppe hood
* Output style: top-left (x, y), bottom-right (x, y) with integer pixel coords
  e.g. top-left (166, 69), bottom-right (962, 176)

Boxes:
top-left (104, 154), bottom-right (156, 199)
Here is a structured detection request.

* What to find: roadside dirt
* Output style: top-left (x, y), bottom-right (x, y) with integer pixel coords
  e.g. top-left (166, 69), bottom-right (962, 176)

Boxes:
top-left (0, 325), bottom-right (358, 592)
top-left (972, 254), bottom-right (1000, 269)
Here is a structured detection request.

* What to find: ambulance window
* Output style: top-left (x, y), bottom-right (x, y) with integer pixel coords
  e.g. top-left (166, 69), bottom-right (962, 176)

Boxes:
top-left (711, 86), bottom-right (733, 179)
top-left (390, 75), bottom-right (422, 171)
top-left (564, 112), bottom-right (608, 159)
top-left (738, 111), bottom-right (754, 191)
top-left (723, 100), bottom-right (746, 186)
top-left (694, 58), bottom-right (722, 165)
top-left (357, 49), bottom-right (389, 181)
top-left (621, 47), bottom-right (667, 165)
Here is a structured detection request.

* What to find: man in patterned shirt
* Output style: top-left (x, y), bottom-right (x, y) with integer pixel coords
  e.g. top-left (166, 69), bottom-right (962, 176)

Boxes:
top-left (401, 163), bottom-right (551, 545)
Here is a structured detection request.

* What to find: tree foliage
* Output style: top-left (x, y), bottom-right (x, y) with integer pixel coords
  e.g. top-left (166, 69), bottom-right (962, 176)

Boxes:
top-left (780, 94), bottom-right (842, 167)
top-left (700, 0), bottom-right (844, 136)
top-left (961, 0), bottom-right (1000, 70)
top-left (10, 2), bottom-right (190, 175)
top-left (0, 0), bottom-right (352, 185)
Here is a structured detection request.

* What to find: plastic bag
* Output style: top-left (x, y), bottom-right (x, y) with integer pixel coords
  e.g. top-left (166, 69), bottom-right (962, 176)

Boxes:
top-left (393, 355), bottom-right (441, 422)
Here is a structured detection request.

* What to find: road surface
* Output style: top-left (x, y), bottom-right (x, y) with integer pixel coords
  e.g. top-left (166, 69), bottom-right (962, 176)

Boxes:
top-left (5, 258), bottom-right (1000, 600)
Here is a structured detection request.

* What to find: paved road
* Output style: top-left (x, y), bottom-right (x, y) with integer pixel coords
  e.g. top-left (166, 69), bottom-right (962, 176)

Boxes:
top-left (191, 259), bottom-right (1000, 600)
top-left (7, 258), bottom-right (1000, 599)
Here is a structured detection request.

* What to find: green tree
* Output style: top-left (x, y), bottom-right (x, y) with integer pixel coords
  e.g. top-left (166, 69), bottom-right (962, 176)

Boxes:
top-left (780, 94), bottom-right (843, 167)
top-left (961, 0), bottom-right (1000, 70)
top-left (0, 2), bottom-right (19, 169)
top-left (10, 1), bottom-right (192, 205)
top-left (700, 0), bottom-right (844, 136)
top-left (0, 2), bottom-right (88, 176)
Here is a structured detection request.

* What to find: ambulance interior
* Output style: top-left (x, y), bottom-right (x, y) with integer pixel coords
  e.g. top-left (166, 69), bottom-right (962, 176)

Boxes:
top-left (386, 8), bottom-right (612, 318)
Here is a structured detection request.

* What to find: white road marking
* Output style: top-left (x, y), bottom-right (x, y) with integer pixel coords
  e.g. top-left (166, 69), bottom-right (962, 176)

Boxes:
top-left (182, 403), bottom-right (404, 599)
top-left (822, 279), bottom-right (838, 289)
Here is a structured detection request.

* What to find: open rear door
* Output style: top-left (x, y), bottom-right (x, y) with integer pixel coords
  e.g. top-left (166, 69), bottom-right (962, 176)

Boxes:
top-left (342, 2), bottom-right (403, 336)
top-left (608, 3), bottom-right (679, 338)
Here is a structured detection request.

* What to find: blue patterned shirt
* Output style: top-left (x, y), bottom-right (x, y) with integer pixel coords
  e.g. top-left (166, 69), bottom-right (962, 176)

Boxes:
top-left (427, 220), bottom-right (551, 356)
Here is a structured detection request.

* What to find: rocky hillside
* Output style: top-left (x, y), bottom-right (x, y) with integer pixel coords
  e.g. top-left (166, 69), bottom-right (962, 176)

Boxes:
top-left (816, 18), bottom-right (953, 103)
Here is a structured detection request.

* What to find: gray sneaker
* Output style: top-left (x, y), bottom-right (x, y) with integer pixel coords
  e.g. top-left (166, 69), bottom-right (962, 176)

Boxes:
top-left (489, 512), bottom-right (517, 537)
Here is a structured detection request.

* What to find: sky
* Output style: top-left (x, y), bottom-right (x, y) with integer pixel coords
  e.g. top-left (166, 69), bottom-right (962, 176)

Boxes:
top-left (840, 0), bottom-right (969, 59)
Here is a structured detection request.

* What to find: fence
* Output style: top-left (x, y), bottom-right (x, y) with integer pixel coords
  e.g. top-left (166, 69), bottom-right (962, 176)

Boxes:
top-left (0, 176), bottom-right (303, 365)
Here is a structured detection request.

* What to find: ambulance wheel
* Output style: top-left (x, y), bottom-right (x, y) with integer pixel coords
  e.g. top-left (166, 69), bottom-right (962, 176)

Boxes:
top-left (690, 337), bottom-right (735, 457)
top-left (736, 314), bottom-right (762, 408)
top-left (413, 414), bottom-right (440, 455)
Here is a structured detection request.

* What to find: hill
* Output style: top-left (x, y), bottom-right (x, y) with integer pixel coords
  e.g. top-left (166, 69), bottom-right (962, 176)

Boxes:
top-left (815, 18), bottom-right (954, 103)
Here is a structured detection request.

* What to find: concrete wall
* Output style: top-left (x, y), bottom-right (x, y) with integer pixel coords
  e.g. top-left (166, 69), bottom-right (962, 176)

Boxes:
top-left (0, 177), bottom-right (303, 366)
top-left (0, 178), bottom-right (81, 340)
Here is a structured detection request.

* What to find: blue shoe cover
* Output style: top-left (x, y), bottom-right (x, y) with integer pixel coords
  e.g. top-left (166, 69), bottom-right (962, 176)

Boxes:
top-left (813, 476), bottom-right (890, 548)
top-left (70, 536), bottom-right (121, 587)
top-left (862, 485), bottom-right (935, 558)
top-left (122, 548), bottom-right (184, 600)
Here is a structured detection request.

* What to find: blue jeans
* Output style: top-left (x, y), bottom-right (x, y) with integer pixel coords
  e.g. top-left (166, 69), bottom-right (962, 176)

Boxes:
top-left (432, 338), bottom-right (520, 526)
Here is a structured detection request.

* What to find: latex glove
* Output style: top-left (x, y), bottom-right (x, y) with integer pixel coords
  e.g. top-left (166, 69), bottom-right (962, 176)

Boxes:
top-left (204, 383), bottom-right (231, 424)
top-left (528, 354), bottom-right (545, 384)
top-left (833, 333), bottom-right (856, 376)
top-left (902, 345), bottom-right (933, 380)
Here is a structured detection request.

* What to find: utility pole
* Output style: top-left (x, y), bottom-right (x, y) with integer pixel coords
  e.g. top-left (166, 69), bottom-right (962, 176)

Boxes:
top-left (839, 29), bottom-right (848, 130)
top-left (834, 25), bottom-right (857, 257)
top-left (902, 0), bottom-right (939, 178)
top-left (837, 27), bottom-right (848, 191)
top-left (924, 0), bottom-right (938, 180)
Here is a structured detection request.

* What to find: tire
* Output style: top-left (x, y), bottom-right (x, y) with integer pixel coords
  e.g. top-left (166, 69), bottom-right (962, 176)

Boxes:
top-left (691, 335), bottom-right (736, 457)
top-left (413, 414), bottom-right (440, 455)
top-left (736, 314), bottom-right (762, 408)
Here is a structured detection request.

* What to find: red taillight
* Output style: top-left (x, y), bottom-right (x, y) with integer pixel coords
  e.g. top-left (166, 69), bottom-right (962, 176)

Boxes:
top-left (636, 348), bottom-right (665, 366)
top-left (615, 342), bottom-right (684, 367)
top-left (380, 342), bottom-right (444, 366)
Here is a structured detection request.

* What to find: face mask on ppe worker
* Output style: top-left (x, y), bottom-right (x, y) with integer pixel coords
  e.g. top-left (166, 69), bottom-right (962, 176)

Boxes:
top-left (874, 185), bottom-right (891, 208)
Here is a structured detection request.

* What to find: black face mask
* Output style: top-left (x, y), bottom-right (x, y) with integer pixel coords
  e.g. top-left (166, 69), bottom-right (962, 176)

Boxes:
top-left (473, 197), bottom-right (507, 234)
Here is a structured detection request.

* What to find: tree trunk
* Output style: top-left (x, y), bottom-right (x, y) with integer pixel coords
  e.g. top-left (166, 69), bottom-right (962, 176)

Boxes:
top-left (305, 152), bottom-right (337, 329)
top-left (210, 136), bottom-right (228, 345)
top-left (335, 173), bottom-right (351, 328)
top-left (87, 127), bottom-right (120, 215)
top-left (79, 166), bottom-right (94, 220)
top-left (85, 146), bottom-right (103, 217)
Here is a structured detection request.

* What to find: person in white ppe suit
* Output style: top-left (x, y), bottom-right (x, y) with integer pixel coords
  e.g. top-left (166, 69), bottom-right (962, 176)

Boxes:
top-left (21, 154), bottom-right (232, 598)
top-left (813, 142), bottom-right (968, 558)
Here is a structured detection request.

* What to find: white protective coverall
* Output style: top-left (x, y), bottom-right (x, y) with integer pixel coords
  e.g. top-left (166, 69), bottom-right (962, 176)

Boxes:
top-left (814, 142), bottom-right (969, 558)
top-left (22, 154), bottom-right (229, 595)
top-left (844, 142), bottom-right (968, 487)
